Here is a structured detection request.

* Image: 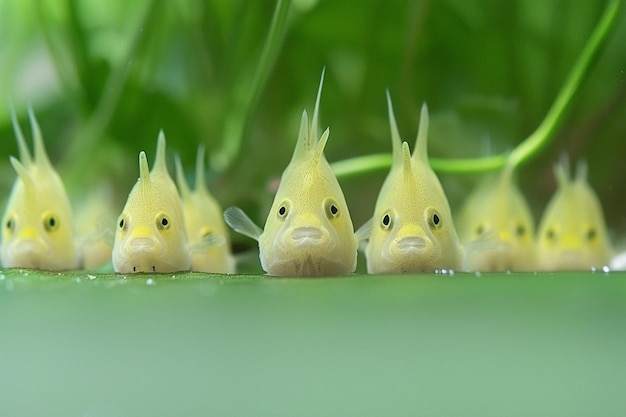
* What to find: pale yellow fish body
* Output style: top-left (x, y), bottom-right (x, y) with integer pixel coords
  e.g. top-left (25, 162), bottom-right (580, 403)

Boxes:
top-left (1, 106), bottom-right (80, 270)
top-left (364, 94), bottom-right (462, 274)
top-left (457, 164), bottom-right (536, 272)
top-left (112, 132), bottom-right (191, 273)
top-left (536, 160), bottom-right (613, 271)
top-left (74, 187), bottom-right (116, 270)
top-left (225, 71), bottom-right (359, 276)
top-left (175, 147), bottom-right (235, 274)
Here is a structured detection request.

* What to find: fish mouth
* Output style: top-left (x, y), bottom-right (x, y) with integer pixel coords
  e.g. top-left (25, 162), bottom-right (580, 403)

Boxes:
top-left (291, 227), bottom-right (324, 243)
top-left (396, 236), bottom-right (427, 253)
top-left (126, 237), bottom-right (159, 253)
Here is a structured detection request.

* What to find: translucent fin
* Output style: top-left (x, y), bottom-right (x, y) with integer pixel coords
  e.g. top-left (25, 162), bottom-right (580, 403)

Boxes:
top-left (188, 234), bottom-right (227, 253)
top-left (28, 104), bottom-right (53, 170)
top-left (310, 67), bottom-right (325, 143)
top-left (386, 90), bottom-right (403, 168)
top-left (153, 130), bottom-right (169, 175)
top-left (292, 110), bottom-right (312, 161)
top-left (224, 206), bottom-right (262, 241)
top-left (9, 103), bottom-right (33, 168)
top-left (174, 153), bottom-right (192, 200)
top-left (412, 103), bottom-right (430, 164)
top-left (575, 160), bottom-right (589, 184)
top-left (9, 156), bottom-right (35, 192)
top-left (138, 151), bottom-right (151, 184)
top-left (553, 156), bottom-right (571, 190)
top-left (314, 128), bottom-right (330, 162)
top-left (401, 141), bottom-right (413, 185)
top-left (195, 144), bottom-right (209, 195)
top-left (355, 217), bottom-right (373, 241)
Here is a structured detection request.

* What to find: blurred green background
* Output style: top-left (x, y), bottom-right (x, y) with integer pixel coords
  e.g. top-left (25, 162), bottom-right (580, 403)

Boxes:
top-left (1, 0), bottom-right (625, 263)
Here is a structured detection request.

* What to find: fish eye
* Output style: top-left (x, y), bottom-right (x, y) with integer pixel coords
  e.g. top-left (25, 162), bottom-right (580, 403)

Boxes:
top-left (43, 214), bottom-right (59, 232)
top-left (516, 224), bottom-right (526, 237)
top-left (546, 228), bottom-right (556, 241)
top-left (277, 200), bottom-right (290, 219)
top-left (426, 208), bottom-right (441, 229)
top-left (381, 211), bottom-right (393, 230)
top-left (324, 199), bottom-right (340, 219)
top-left (5, 217), bottom-right (15, 233)
top-left (156, 214), bottom-right (170, 230)
top-left (586, 228), bottom-right (597, 241)
top-left (475, 224), bottom-right (484, 236)
top-left (118, 215), bottom-right (129, 231)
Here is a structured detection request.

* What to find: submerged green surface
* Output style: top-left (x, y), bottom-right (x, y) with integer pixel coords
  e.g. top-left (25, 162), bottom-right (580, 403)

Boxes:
top-left (1, 269), bottom-right (625, 417)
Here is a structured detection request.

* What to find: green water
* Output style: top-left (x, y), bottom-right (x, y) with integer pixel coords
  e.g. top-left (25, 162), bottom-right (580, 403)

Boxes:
top-left (1, 270), bottom-right (625, 417)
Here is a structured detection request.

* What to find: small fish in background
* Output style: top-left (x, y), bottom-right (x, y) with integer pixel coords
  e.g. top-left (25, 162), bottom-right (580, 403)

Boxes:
top-left (74, 186), bottom-right (117, 270)
top-left (1, 105), bottom-right (80, 270)
top-left (536, 159), bottom-right (613, 271)
top-left (224, 70), bottom-right (362, 277)
top-left (457, 162), bottom-right (536, 272)
top-left (112, 131), bottom-right (191, 273)
top-left (175, 146), bottom-right (235, 274)
top-left (360, 92), bottom-right (463, 274)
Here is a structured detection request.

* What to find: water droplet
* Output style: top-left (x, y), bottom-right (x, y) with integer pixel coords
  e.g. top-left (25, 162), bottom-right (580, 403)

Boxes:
top-left (146, 278), bottom-right (156, 286)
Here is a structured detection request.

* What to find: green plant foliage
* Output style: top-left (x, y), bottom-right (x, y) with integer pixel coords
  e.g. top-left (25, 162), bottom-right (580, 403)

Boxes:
top-left (1, 0), bottom-right (625, 259)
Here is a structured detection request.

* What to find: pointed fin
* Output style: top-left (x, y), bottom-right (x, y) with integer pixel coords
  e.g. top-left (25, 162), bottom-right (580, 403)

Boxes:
top-left (9, 156), bottom-right (35, 193)
top-left (554, 156), bottom-right (571, 189)
top-left (310, 67), bottom-right (325, 143)
top-left (174, 153), bottom-right (191, 200)
top-left (575, 160), bottom-right (588, 184)
top-left (314, 128), bottom-right (330, 162)
top-left (138, 151), bottom-right (151, 184)
top-left (153, 130), bottom-right (169, 175)
top-left (412, 103), bottom-right (430, 164)
top-left (9, 103), bottom-right (33, 168)
top-left (386, 90), bottom-right (403, 168)
top-left (292, 110), bottom-right (312, 161)
top-left (195, 144), bottom-right (209, 194)
top-left (28, 104), bottom-right (53, 170)
top-left (224, 206), bottom-right (262, 241)
top-left (401, 141), bottom-right (413, 184)
top-left (355, 217), bottom-right (373, 241)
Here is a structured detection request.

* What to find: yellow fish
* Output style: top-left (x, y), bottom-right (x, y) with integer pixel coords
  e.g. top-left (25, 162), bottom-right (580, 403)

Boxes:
top-left (457, 163), bottom-right (536, 272)
top-left (112, 131), bottom-right (191, 273)
top-left (1, 106), bottom-right (80, 270)
top-left (74, 187), bottom-right (116, 270)
top-left (224, 71), bottom-right (360, 276)
top-left (175, 147), bottom-right (235, 274)
top-left (536, 159), bottom-right (613, 271)
top-left (361, 93), bottom-right (462, 274)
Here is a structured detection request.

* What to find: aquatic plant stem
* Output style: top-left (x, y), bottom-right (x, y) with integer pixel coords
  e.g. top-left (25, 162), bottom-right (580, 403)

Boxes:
top-left (211, 0), bottom-right (291, 171)
top-left (332, 0), bottom-right (622, 177)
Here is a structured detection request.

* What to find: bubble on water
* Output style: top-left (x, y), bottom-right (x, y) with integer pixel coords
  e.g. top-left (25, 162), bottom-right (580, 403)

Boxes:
top-left (87, 274), bottom-right (96, 280)
top-left (474, 271), bottom-right (482, 278)
top-left (75, 277), bottom-right (82, 283)
top-left (602, 265), bottom-right (610, 273)
top-left (0, 274), bottom-right (5, 281)
top-left (146, 278), bottom-right (156, 286)
top-left (506, 270), bottom-right (512, 276)
top-left (591, 266), bottom-right (597, 272)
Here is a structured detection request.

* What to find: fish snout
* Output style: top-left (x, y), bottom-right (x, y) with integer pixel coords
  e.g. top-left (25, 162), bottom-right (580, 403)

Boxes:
top-left (290, 227), bottom-right (325, 245)
top-left (395, 236), bottom-right (427, 253)
top-left (17, 226), bottom-right (40, 241)
top-left (124, 226), bottom-right (162, 254)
